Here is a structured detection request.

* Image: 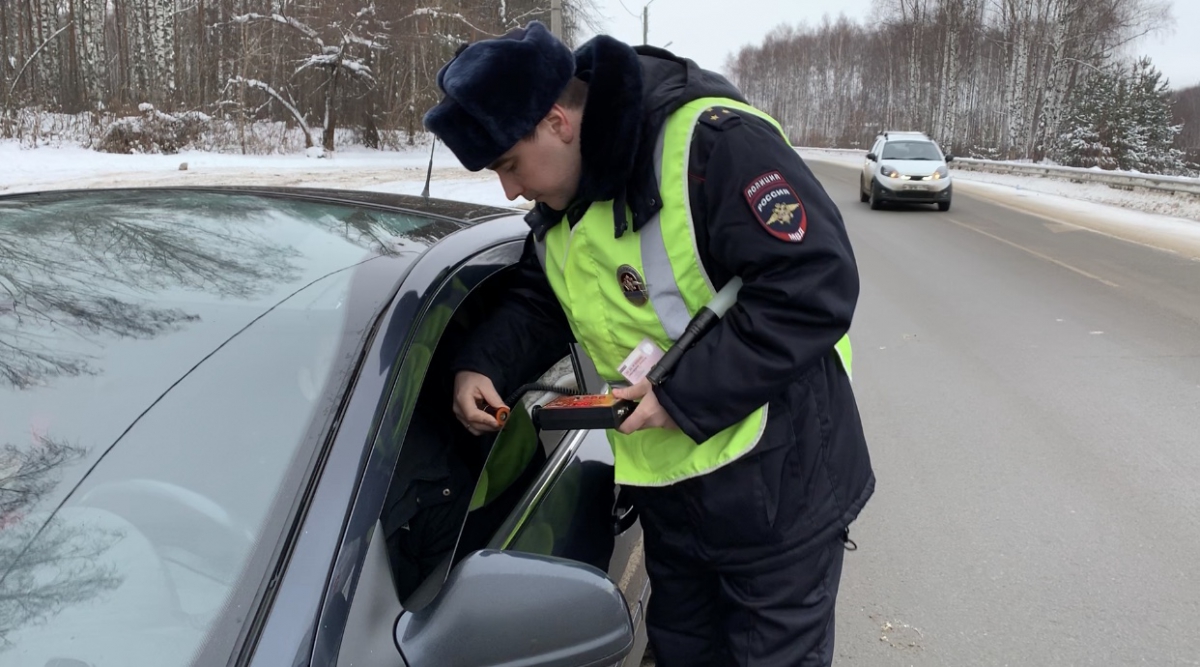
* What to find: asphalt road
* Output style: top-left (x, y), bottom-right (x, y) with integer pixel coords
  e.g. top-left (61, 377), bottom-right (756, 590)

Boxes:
top-left (800, 160), bottom-right (1200, 666)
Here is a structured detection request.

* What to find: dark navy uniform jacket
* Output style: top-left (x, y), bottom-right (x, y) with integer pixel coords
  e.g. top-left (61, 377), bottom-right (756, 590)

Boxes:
top-left (454, 44), bottom-right (874, 556)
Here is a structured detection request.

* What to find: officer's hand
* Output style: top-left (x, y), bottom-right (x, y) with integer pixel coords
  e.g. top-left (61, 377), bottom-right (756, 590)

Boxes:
top-left (453, 371), bottom-right (507, 436)
top-left (612, 380), bottom-right (679, 434)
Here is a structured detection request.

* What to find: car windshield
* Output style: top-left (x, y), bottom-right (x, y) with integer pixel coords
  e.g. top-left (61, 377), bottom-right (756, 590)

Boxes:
top-left (0, 190), bottom-right (456, 666)
top-left (881, 140), bottom-right (943, 161)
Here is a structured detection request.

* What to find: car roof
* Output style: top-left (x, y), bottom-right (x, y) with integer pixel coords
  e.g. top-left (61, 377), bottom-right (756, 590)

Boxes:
top-left (880, 131), bottom-right (931, 141)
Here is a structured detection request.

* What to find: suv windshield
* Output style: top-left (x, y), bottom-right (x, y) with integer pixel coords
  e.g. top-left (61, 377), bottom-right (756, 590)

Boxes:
top-left (882, 140), bottom-right (943, 161)
top-left (0, 190), bottom-right (456, 666)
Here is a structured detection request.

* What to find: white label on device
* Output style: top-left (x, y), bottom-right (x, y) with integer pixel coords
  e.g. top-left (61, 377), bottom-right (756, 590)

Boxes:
top-left (617, 338), bottom-right (665, 385)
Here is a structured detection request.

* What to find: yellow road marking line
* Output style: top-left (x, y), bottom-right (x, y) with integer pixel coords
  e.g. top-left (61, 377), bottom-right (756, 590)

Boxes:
top-left (955, 184), bottom-right (1193, 260)
top-left (945, 217), bottom-right (1120, 288)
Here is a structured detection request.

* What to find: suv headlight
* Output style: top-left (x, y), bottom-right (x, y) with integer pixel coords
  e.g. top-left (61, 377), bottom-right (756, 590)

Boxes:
top-left (931, 165), bottom-right (950, 180)
top-left (880, 165), bottom-right (901, 179)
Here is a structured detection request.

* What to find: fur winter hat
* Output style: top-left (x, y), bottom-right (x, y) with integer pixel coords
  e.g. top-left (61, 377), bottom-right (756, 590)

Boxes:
top-left (423, 21), bottom-right (576, 172)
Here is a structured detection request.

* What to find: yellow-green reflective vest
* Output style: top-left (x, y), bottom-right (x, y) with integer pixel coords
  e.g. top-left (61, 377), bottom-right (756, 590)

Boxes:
top-left (537, 96), bottom-right (852, 486)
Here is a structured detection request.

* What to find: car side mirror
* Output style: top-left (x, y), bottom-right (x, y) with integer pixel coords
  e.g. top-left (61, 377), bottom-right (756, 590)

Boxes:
top-left (866, 152), bottom-right (877, 161)
top-left (395, 550), bottom-right (634, 667)
top-left (945, 155), bottom-right (954, 162)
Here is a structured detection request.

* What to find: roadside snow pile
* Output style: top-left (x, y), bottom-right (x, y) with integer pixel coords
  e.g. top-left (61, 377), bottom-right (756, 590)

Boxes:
top-left (98, 104), bottom-right (211, 155)
top-left (953, 169), bottom-right (1200, 222)
top-left (0, 138), bottom-right (520, 208)
top-left (797, 148), bottom-right (864, 169)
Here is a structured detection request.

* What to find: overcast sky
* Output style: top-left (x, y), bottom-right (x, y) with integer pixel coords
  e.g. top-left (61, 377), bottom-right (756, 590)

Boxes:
top-left (581, 0), bottom-right (1199, 90)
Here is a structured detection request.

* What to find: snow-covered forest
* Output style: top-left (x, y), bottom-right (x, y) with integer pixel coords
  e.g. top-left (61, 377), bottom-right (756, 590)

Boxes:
top-left (0, 1), bottom-right (600, 152)
top-left (726, 0), bottom-right (1199, 174)
top-left (0, 0), bottom-right (1196, 176)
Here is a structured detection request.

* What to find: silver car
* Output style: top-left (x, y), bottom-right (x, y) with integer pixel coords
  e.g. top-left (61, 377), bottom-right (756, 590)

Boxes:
top-left (860, 131), bottom-right (954, 211)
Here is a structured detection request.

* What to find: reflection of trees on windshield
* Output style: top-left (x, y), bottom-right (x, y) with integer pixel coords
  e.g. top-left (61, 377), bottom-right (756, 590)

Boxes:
top-left (0, 197), bottom-right (299, 389)
top-left (0, 191), bottom-right (460, 647)
top-left (335, 207), bottom-right (458, 253)
top-left (0, 192), bottom-right (451, 390)
top-left (0, 437), bottom-right (122, 647)
top-left (340, 209), bottom-right (398, 253)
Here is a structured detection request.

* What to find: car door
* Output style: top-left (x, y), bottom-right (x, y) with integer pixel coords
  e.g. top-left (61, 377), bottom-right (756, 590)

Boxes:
top-left (482, 353), bottom-right (651, 667)
top-left (864, 137), bottom-right (883, 185)
top-left (269, 218), bottom-right (645, 667)
top-left (230, 213), bottom-right (527, 667)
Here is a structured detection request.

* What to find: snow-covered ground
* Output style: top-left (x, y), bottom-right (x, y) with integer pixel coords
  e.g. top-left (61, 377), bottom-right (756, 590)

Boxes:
top-left (3, 140), bottom-right (1197, 259)
top-left (0, 140), bottom-right (522, 209)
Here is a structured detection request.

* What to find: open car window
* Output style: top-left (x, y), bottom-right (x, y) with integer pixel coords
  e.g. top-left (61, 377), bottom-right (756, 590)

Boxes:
top-left (328, 245), bottom-right (582, 666)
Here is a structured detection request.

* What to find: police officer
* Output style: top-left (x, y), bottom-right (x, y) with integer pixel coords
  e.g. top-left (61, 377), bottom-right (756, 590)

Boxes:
top-left (424, 21), bottom-right (874, 667)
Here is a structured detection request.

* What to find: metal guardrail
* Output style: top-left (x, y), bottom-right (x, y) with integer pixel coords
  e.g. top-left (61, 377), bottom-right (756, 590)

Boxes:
top-left (797, 147), bottom-right (1200, 197)
top-left (951, 158), bottom-right (1200, 197)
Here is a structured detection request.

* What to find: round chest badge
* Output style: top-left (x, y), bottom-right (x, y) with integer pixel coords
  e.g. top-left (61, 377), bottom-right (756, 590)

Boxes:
top-left (617, 265), bottom-right (648, 306)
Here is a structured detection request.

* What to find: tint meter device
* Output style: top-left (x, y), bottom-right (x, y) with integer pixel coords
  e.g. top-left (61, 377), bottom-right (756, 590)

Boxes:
top-left (531, 393), bottom-right (636, 431)
top-left (530, 278), bottom-right (743, 431)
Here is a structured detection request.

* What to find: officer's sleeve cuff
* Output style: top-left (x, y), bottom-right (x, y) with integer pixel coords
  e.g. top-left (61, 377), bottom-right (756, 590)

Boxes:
top-left (653, 384), bottom-right (710, 445)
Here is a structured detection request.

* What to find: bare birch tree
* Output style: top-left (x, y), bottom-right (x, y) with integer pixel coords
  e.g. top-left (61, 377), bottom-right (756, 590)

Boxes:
top-left (726, 0), bottom-right (1176, 166)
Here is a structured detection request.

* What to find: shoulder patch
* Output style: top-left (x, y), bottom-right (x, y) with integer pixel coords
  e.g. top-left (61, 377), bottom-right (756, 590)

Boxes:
top-left (743, 171), bottom-right (807, 243)
top-left (697, 106), bottom-right (742, 131)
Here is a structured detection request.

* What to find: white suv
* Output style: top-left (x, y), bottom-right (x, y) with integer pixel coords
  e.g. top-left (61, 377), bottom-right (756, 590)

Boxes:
top-left (860, 131), bottom-right (954, 212)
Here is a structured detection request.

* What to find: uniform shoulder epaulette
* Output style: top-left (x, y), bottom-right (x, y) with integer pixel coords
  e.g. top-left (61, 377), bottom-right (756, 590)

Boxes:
top-left (696, 106), bottom-right (742, 131)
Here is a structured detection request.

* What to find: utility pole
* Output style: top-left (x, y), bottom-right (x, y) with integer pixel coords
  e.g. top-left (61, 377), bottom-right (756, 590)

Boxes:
top-left (551, 0), bottom-right (562, 38)
top-left (642, 0), bottom-right (657, 46)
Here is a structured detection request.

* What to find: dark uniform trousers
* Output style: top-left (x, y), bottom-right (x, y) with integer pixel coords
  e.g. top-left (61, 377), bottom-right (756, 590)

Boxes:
top-left (627, 434), bottom-right (848, 667)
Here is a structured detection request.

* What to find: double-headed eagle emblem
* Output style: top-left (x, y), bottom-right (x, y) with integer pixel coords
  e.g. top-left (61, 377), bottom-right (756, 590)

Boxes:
top-left (766, 202), bottom-right (800, 226)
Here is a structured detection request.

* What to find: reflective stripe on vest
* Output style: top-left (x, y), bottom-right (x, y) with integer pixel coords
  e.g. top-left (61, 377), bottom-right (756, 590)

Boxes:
top-left (533, 97), bottom-right (851, 486)
top-left (639, 127), bottom-right (692, 341)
